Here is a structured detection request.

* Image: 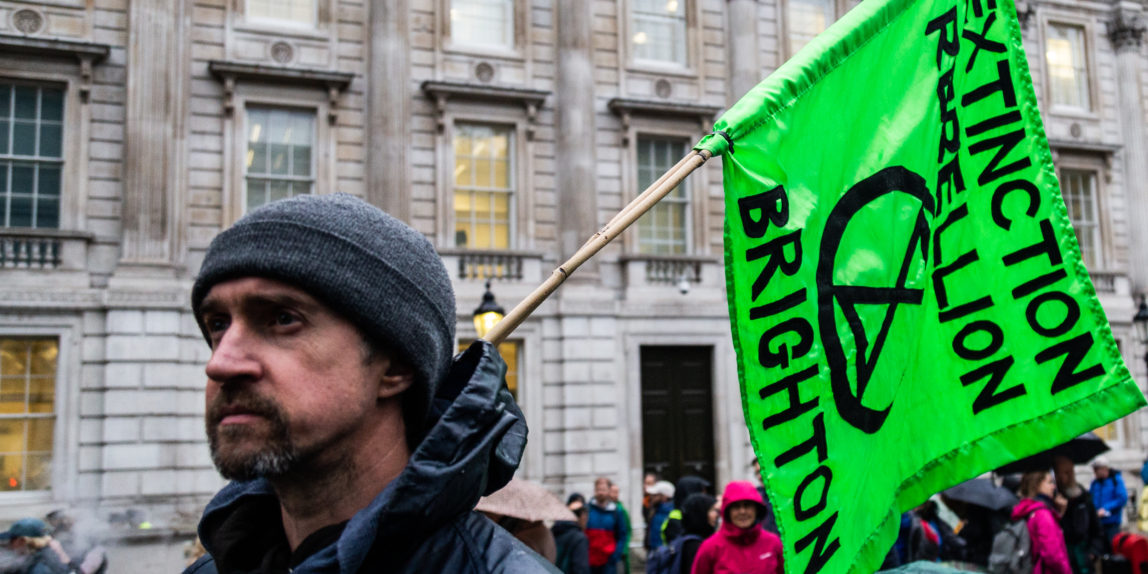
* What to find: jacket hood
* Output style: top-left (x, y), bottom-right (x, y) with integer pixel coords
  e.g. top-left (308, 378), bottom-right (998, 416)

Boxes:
top-left (197, 341), bottom-right (527, 574)
top-left (1012, 497), bottom-right (1058, 521)
top-left (674, 476), bottom-right (712, 508)
top-left (719, 481), bottom-right (768, 542)
top-left (681, 493), bottom-right (717, 537)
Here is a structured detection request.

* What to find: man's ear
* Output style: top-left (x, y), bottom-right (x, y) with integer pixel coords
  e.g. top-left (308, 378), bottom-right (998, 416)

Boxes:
top-left (377, 359), bottom-right (415, 399)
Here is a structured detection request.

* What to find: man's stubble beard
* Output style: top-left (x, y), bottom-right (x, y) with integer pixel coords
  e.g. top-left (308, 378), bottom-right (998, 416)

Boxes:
top-left (206, 391), bottom-right (299, 481)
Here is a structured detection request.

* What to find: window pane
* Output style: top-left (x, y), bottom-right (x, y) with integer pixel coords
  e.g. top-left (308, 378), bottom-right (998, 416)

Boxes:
top-left (26, 418), bottom-right (52, 451)
top-left (1047, 24), bottom-right (1090, 110)
top-left (632, 0), bottom-right (688, 65)
top-left (452, 0), bottom-right (515, 49)
top-left (13, 87), bottom-right (36, 120)
top-left (11, 163), bottom-right (33, 195)
top-left (0, 121), bottom-right (8, 155)
top-left (0, 85), bottom-right (10, 118)
top-left (24, 453), bottom-right (50, 491)
top-left (0, 454), bottom-right (23, 491)
top-left (636, 138), bottom-right (690, 254)
top-left (12, 122), bottom-right (35, 156)
top-left (39, 124), bottom-right (61, 158)
top-left (9, 194), bottom-right (31, 228)
top-left (248, 0), bottom-right (316, 26)
top-left (244, 107), bottom-right (315, 212)
top-left (36, 198), bottom-right (58, 229)
top-left (39, 90), bottom-right (63, 122)
top-left (38, 166), bottom-right (60, 198)
top-left (788, 0), bottom-right (835, 55)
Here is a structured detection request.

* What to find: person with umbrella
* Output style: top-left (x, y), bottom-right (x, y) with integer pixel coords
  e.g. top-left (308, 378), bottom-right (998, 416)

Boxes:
top-left (1089, 456), bottom-right (1127, 552)
top-left (1053, 456), bottom-right (1104, 573)
top-left (942, 478), bottom-right (1016, 567)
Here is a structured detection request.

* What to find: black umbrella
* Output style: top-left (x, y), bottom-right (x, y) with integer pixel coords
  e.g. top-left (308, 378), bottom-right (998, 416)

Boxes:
top-left (995, 432), bottom-right (1109, 474)
top-left (943, 478), bottom-right (1018, 511)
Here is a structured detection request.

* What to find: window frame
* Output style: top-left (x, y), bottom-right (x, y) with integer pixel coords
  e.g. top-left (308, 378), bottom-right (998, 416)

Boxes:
top-left (621, 0), bottom-right (701, 75)
top-left (0, 70), bottom-right (86, 233)
top-left (1053, 152), bottom-right (1110, 271)
top-left (450, 122), bottom-right (517, 251)
top-left (439, 0), bottom-right (529, 60)
top-left (241, 106), bottom-right (318, 215)
top-left (633, 135), bottom-right (693, 256)
top-left (223, 86), bottom-right (332, 226)
top-left (622, 120), bottom-right (711, 256)
top-left (235, 0), bottom-right (332, 37)
top-left (1039, 14), bottom-right (1099, 118)
top-left (0, 82), bottom-right (65, 230)
top-left (438, 106), bottom-right (532, 252)
top-left (0, 318), bottom-right (79, 504)
top-left (781, 0), bottom-right (854, 60)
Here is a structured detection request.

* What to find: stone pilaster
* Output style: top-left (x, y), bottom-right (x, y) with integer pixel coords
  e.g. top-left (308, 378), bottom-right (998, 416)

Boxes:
top-left (367, 0), bottom-right (411, 221)
top-left (555, 1), bottom-right (598, 270)
top-left (119, 0), bottom-right (187, 267)
top-left (727, 0), bottom-right (760, 104)
top-left (1109, 3), bottom-right (1148, 294)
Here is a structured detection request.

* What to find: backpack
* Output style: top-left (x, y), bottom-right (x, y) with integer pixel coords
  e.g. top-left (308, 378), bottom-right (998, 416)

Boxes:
top-left (645, 534), bottom-right (701, 574)
top-left (987, 517), bottom-right (1034, 574)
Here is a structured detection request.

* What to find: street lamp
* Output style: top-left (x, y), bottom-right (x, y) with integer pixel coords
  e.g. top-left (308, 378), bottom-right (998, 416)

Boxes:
top-left (473, 280), bottom-right (505, 340)
top-left (1134, 297), bottom-right (1148, 345)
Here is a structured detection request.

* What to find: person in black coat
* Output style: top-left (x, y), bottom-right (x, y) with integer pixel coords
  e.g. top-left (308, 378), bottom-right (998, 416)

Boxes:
top-left (553, 498), bottom-right (590, 574)
top-left (677, 493), bottom-right (717, 574)
top-left (1055, 456), bottom-right (1105, 573)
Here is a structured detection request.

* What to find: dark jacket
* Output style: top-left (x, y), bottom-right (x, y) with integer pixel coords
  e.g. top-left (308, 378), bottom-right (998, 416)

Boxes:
top-left (184, 342), bottom-right (558, 574)
top-left (1060, 484), bottom-right (1105, 556)
top-left (662, 476), bottom-right (711, 544)
top-left (678, 493), bottom-right (716, 574)
top-left (552, 522), bottom-right (589, 574)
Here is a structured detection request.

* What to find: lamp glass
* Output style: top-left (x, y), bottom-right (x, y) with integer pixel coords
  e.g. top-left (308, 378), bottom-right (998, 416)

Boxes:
top-left (474, 311), bottom-right (503, 339)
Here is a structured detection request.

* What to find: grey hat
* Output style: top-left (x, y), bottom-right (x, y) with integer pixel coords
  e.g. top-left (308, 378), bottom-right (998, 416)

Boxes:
top-left (191, 193), bottom-right (456, 432)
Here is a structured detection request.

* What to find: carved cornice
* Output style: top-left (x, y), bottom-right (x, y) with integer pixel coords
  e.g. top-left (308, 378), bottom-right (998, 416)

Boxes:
top-left (207, 60), bottom-right (355, 124)
top-left (1108, 9), bottom-right (1146, 52)
top-left (421, 81), bottom-right (550, 139)
top-left (607, 97), bottom-right (724, 145)
top-left (0, 35), bottom-right (110, 102)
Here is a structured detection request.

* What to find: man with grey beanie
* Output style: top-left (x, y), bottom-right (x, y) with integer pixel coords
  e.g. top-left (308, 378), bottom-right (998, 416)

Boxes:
top-left (184, 194), bottom-right (555, 574)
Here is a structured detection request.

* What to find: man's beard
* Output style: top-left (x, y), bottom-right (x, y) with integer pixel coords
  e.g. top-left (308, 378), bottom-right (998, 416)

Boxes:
top-left (206, 390), bottom-right (299, 481)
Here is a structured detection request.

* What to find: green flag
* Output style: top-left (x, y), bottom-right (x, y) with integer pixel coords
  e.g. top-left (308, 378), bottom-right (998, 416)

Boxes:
top-left (693, 0), bottom-right (1147, 571)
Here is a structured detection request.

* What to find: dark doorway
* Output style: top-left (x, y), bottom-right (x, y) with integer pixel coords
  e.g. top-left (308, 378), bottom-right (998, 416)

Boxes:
top-left (640, 346), bottom-right (715, 486)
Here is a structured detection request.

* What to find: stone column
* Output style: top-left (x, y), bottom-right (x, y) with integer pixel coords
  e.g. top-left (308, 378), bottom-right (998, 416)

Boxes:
top-left (120, 0), bottom-right (186, 266)
top-left (1110, 4), bottom-right (1148, 294)
top-left (728, 0), bottom-right (761, 104)
top-left (367, 0), bottom-right (411, 221)
top-left (555, 1), bottom-right (598, 269)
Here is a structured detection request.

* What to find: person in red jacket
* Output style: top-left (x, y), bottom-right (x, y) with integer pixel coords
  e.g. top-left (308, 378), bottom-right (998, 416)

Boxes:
top-left (691, 481), bottom-right (783, 574)
top-left (1013, 470), bottom-right (1072, 574)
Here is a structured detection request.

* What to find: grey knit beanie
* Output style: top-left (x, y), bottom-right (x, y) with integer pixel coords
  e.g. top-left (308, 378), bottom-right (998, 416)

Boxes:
top-left (191, 193), bottom-right (456, 432)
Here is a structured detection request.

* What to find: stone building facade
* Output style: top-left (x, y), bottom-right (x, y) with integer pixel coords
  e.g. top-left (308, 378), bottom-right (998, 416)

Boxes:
top-left (0, 0), bottom-right (1145, 569)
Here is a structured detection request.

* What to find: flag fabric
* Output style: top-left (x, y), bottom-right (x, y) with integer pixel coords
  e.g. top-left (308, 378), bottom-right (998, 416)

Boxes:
top-left (692, 0), bottom-right (1147, 571)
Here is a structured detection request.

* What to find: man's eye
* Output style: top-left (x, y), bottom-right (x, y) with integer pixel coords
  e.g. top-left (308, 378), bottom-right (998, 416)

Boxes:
top-left (205, 316), bottom-right (229, 334)
top-left (274, 312), bottom-right (298, 327)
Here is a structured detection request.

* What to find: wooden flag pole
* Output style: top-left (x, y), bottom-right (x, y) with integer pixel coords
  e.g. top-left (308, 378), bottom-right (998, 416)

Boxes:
top-left (484, 149), bottom-right (712, 346)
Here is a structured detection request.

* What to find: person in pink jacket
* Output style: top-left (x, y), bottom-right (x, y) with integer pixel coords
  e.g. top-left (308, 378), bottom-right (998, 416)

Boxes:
top-left (691, 480), bottom-right (783, 574)
top-left (1012, 470), bottom-right (1072, 574)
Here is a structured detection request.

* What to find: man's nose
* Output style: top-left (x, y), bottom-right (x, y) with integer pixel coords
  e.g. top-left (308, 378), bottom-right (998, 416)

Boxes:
top-left (205, 323), bottom-right (263, 384)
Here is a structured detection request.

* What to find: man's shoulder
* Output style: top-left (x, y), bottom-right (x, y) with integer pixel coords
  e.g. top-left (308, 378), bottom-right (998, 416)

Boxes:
top-left (182, 554), bottom-right (217, 574)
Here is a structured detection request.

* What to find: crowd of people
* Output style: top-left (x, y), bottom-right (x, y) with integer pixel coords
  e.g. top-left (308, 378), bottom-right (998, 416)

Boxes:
top-left (883, 455), bottom-right (1132, 573)
top-left (536, 470), bottom-right (782, 574)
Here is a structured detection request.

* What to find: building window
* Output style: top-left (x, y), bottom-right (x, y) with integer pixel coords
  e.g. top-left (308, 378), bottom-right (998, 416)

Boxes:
top-left (1046, 23), bottom-right (1090, 111)
top-left (0, 83), bottom-right (63, 229)
top-left (0, 338), bottom-right (56, 492)
top-left (631, 0), bottom-right (688, 66)
top-left (636, 137), bottom-right (690, 255)
top-left (459, 340), bottom-right (520, 401)
top-left (787, 0), bottom-right (837, 56)
top-left (450, 0), bottom-right (515, 50)
top-left (1059, 168), bottom-right (1101, 269)
top-left (244, 107), bottom-right (315, 214)
top-left (247, 0), bottom-right (317, 27)
top-left (453, 124), bottom-right (513, 250)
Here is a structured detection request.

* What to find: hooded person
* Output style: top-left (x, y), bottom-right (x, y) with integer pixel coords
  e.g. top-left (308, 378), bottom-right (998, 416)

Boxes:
top-left (1013, 470), bottom-right (1072, 574)
top-left (676, 493), bottom-right (717, 574)
top-left (183, 194), bottom-right (555, 573)
top-left (689, 481), bottom-right (782, 574)
top-left (662, 476), bottom-right (712, 545)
